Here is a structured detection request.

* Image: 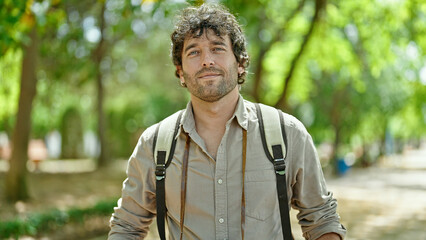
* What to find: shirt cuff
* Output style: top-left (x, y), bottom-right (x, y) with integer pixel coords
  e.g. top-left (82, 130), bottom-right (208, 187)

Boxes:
top-left (304, 222), bottom-right (347, 240)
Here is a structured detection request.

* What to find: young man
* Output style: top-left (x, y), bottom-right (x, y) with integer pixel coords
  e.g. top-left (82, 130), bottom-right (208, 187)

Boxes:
top-left (109, 4), bottom-right (346, 240)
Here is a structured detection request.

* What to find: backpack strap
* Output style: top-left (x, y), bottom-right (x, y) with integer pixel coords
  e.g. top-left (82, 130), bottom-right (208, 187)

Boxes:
top-left (255, 103), bottom-right (293, 240)
top-left (153, 105), bottom-right (293, 239)
top-left (154, 110), bottom-right (184, 240)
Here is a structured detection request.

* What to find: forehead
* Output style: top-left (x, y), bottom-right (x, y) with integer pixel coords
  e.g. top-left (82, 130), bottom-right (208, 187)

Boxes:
top-left (183, 28), bottom-right (231, 47)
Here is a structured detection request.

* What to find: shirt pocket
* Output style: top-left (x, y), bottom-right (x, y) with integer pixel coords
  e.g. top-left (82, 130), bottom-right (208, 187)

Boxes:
top-left (244, 169), bottom-right (277, 221)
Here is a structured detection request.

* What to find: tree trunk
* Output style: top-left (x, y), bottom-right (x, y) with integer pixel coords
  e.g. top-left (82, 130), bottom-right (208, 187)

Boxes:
top-left (252, 47), bottom-right (267, 102)
top-left (5, 28), bottom-right (38, 201)
top-left (95, 2), bottom-right (108, 167)
top-left (361, 142), bottom-right (370, 167)
top-left (331, 125), bottom-right (341, 174)
top-left (95, 59), bottom-right (107, 167)
top-left (380, 120), bottom-right (391, 157)
top-left (330, 89), bottom-right (342, 174)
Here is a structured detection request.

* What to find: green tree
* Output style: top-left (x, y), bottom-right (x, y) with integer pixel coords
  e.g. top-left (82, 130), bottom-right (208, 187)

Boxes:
top-left (5, 27), bottom-right (38, 201)
top-left (2, 0), bottom-right (38, 200)
top-left (225, 0), bottom-right (426, 165)
top-left (2, 0), bottom-right (65, 201)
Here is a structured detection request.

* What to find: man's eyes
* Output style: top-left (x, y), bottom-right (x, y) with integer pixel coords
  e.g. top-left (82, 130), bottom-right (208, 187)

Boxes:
top-left (187, 47), bottom-right (225, 56)
top-left (188, 50), bottom-right (199, 56)
top-left (213, 47), bottom-right (225, 52)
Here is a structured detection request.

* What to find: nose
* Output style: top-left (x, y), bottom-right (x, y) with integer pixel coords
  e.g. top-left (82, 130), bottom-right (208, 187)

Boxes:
top-left (201, 52), bottom-right (215, 67)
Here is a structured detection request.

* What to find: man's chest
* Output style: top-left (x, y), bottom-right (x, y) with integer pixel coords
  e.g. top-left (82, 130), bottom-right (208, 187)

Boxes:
top-left (164, 137), bottom-right (278, 219)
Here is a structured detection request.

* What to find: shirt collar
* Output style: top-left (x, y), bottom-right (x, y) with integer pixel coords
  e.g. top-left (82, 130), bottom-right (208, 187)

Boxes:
top-left (233, 95), bottom-right (248, 130)
top-left (181, 94), bottom-right (249, 134)
top-left (182, 101), bottom-right (196, 134)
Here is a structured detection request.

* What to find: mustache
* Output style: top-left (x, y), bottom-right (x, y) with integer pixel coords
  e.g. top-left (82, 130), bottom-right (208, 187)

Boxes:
top-left (196, 67), bottom-right (224, 77)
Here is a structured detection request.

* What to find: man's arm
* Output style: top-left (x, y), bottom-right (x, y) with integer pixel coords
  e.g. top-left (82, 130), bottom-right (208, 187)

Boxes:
top-left (283, 114), bottom-right (346, 240)
top-left (108, 126), bottom-right (158, 239)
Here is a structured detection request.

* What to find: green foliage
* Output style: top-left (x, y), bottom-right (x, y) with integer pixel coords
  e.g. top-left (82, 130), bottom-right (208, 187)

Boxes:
top-left (0, 50), bottom-right (21, 134)
top-left (0, 0), bottom-right (27, 54)
top-left (0, 198), bottom-right (117, 239)
top-left (107, 92), bottom-right (187, 159)
top-left (0, 0), bottom-right (425, 163)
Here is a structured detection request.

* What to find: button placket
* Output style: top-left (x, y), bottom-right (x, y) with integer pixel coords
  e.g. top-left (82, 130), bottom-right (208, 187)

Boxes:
top-left (214, 131), bottom-right (228, 240)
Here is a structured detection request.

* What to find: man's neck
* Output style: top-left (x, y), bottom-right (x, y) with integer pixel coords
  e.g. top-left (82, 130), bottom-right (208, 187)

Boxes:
top-left (190, 87), bottom-right (240, 159)
top-left (190, 87), bottom-right (240, 131)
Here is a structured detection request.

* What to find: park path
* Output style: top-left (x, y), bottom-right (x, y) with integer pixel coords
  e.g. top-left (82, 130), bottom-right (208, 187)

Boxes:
top-left (325, 145), bottom-right (426, 240)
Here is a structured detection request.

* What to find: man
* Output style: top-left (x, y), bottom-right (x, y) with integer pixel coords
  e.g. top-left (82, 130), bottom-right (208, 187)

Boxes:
top-left (109, 3), bottom-right (346, 240)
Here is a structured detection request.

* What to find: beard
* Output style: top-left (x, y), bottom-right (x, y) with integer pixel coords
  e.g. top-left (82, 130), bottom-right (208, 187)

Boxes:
top-left (182, 63), bottom-right (239, 102)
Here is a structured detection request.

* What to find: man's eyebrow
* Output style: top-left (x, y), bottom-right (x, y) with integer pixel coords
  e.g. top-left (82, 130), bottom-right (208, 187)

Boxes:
top-left (184, 43), bottom-right (198, 54)
top-left (184, 40), bottom-right (228, 54)
top-left (211, 41), bottom-right (227, 47)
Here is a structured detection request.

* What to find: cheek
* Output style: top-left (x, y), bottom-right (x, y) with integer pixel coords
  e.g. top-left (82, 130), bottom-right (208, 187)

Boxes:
top-left (182, 62), bottom-right (197, 75)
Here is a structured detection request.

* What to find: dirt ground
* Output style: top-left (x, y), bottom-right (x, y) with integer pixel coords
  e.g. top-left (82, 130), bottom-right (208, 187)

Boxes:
top-left (0, 160), bottom-right (128, 239)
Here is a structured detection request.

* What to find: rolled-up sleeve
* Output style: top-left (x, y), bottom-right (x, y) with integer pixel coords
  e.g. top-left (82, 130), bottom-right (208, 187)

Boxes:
top-left (285, 115), bottom-right (346, 240)
top-left (108, 125), bottom-right (158, 240)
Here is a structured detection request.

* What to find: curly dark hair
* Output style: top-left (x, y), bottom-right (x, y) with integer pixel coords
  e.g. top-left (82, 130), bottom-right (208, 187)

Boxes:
top-left (171, 3), bottom-right (250, 84)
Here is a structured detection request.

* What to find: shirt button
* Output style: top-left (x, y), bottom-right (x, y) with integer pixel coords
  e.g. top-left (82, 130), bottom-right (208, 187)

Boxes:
top-left (218, 218), bottom-right (224, 223)
top-left (218, 179), bottom-right (223, 184)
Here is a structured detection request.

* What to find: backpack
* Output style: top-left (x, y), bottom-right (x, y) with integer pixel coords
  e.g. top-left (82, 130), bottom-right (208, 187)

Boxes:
top-left (153, 103), bottom-right (293, 240)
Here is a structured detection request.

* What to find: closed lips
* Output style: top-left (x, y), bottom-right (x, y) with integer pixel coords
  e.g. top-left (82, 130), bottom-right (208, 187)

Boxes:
top-left (198, 73), bottom-right (221, 78)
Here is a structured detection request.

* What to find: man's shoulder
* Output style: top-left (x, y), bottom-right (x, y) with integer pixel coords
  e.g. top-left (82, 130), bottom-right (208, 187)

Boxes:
top-left (139, 109), bottom-right (185, 142)
top-left (139, 122), bottom-right (159, 143)
top-left (281, 112), bottom-right (308, 135)
top-left (242, 99), bottom-right (308, 136)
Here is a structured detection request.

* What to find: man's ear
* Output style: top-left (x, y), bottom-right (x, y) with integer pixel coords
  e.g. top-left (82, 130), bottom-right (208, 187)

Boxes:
top-left (176, 66), bottom-right (184, 81)
top-left (176, 65), bottom-right (186, 87)
top-left (238, 65), bottom-right (244, 75)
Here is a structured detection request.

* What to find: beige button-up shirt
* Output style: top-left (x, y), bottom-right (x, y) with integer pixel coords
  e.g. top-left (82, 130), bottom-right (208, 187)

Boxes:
top-left (109, 96), bottom-right (346, 240)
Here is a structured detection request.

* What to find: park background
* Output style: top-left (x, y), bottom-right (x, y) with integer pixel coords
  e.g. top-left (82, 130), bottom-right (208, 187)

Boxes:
top-left (0, 0), bottom-right (425, 239)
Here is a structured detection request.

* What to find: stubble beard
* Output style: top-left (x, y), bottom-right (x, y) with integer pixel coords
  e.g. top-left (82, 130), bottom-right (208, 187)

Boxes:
top-left (183, 64), bottom-right (238, 103)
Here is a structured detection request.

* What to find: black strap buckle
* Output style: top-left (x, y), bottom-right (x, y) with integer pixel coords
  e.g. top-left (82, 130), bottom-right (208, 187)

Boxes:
top-left (155, 164), bottom-right (166, 180)
top-left (274, 158), bottom-right (286, 175)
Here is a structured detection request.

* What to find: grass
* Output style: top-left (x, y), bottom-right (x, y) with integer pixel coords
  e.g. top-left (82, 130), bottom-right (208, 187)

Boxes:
top-left (0, 198), bottom-right (118, 239)
top-left (0, 160), bottom-right (128, 239)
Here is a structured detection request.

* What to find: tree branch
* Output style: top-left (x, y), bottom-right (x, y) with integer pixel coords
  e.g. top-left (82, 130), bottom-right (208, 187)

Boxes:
top-left (252, 0), bottom-right (306, 101)
top-left (274, 0), bottom-right (326, 110)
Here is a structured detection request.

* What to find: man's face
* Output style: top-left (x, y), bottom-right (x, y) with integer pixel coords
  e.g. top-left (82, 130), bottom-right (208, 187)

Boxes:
top-left (177, 29), bottom-right (244, 102)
